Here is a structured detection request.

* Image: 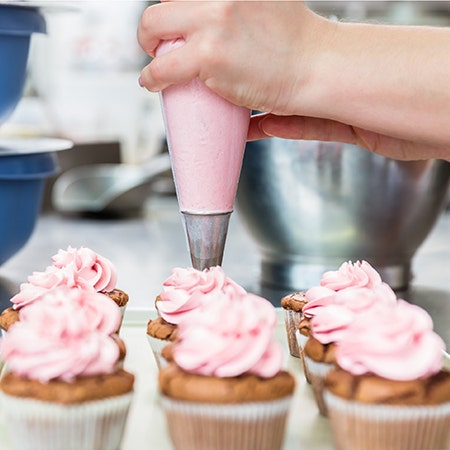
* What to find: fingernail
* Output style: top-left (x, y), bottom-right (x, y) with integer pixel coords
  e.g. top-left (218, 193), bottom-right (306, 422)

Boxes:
top-left (138, 76), bottom-right (144, 88)
top-left (259, 115), bottom-right (274, 137)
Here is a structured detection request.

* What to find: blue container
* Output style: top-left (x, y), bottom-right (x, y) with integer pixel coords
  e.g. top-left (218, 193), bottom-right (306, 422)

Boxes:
top-left (0, 4), bottom-right (46, 125)
top-left (0, 151), bottom-right (58, 266)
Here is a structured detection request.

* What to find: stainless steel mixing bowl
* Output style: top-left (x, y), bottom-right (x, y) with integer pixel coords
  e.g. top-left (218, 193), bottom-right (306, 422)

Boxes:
top-left (236, 139), bottom-right (450, 291)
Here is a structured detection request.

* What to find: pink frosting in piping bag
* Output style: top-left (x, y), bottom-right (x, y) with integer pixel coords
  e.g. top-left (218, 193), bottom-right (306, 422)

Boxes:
top-left (1, 287), bottom-right (122, 382)
top-left (157, 39), bottom-right (251, 214)
top-left (335, 300), bottom-right (445, 381)
top-left (173, 286), bottom-right (283, 378)
top-left (157, 266), bottom-right (246, 325)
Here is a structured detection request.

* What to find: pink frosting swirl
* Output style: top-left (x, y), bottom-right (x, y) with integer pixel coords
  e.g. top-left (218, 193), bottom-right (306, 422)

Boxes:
top-left (335, 300), bottom-right (445, 381)
top-left (51, 246), bottom-right (117, 292)
top-left (302, 260), bottom-right (396, 320)
top-left (173, 286), bottom-right (283, 378)
top-left (11, 246), bottom-right (117, 310)
top-left (320, 260), bottom-right (384, 291)
top-left (306, 287), bottom-right (398, 345)
top-left (308, 288), bottom-right (398, 344)
top-left (1, 287), bottom-right (122, 382)
top-left (157, 266), bottom-right (246, 325)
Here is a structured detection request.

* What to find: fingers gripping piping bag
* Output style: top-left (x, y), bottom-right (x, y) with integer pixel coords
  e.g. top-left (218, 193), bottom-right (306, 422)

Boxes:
top-left (157, 39), bottom-right (251, 270)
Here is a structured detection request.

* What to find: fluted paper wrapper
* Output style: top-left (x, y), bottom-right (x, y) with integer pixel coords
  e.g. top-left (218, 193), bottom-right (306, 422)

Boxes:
top-left (325, 391), bottom-right (450, 450)
top-left (146, 334), bottom-right (170, 370)
top-left (0, 392), bottom-right (133, 450)
top-left (283, 309), bottom-right (302, 358)
top-left (161, 395), bottom-right (293, 450)
top-left (117, 305), bottom-right (127, 331)
top-left (295, 329), bottom-right (311, 384)
top-left (304, 356), bottom-right (334, 416)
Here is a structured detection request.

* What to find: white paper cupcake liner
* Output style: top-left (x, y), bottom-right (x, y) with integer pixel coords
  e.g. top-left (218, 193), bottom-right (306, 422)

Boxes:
top-left (283, 309), bottom-right (302, 358)
top-left (325, 391), bottom-right (450, 450)
top-left (0, 392), bottom-right (134, 450)
top-left (295, 330), bottom-right (312, 384)
top-left (116, 305), bottom-right (127, 332)
top-left (304, 356), bottom-right (335, 416)
top-left (161, 395), bottom-right (293, 450)
top-left (146, 334), bottom-right (170, 370)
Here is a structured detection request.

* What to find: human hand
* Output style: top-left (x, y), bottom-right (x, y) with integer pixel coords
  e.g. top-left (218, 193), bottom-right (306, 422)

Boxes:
top-left (137, 1), bottom-right (450, 162)
top-left (248, 114), bottom-right (450, 161)
top-left (137, 1), bottom-right (331, 115)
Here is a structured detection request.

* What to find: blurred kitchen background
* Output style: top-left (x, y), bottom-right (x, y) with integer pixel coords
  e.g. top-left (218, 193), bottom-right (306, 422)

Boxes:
top-left (0, 1), bottom-right (449, 340)
top-left (3, 1), bottom-right (450, 169)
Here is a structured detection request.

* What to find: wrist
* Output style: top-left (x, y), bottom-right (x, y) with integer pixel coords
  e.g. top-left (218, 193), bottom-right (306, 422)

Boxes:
top-left (283, 10), bottom-right (340, 117)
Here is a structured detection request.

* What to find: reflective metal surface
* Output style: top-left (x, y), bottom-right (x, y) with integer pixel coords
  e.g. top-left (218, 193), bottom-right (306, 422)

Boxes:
top-left (183, 211), bottom-right (231, 270)
top-left (237, 140), bottom-right (450, 291)
top-left (52, 153), bottom-right (171, 215)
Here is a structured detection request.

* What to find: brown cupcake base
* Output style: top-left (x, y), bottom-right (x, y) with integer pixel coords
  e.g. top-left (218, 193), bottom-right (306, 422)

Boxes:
top-left (147, 316), bottom-right (177, 341)
top-left (0, 307), bottom-right (19, 333)
top-left (105, 288), bottom-right (129, 308)
top-left (325, 368), bottom-right (450, 406)
top-left (0, 369), bottom-right (135, 404)
top-left (159, 363), bottom-right (295, 404)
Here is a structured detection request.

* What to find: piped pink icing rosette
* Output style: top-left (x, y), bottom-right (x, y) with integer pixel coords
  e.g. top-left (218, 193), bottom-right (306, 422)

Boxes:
top-left (320, 260), bottom-right (392, 291)
top-left (10, 246), bottom-right (118, 310)
top-left (304, 260), bottom-right (396, 315)
top-left (1, 287), bottom-right (122, 382)
top-left (335, 299), bottom-right (445, 381)
top-left (298, 261), bottom-right (397, 359)
top-left (52, 246), bottom-right (117, 292)
top-left (306, 287), bottom-right (397, 345)
top-left (302, 260), bottom-right (397, 341)
top-left (157, 266), bottom-right (246, 325)
top-left (296, 261), bottom-right (398, 413)
top-left (173, 286), bottom-right (283, 378)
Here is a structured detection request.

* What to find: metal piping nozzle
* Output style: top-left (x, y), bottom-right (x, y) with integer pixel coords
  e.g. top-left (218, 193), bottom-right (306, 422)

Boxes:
top-left (182, 211), bottom-right (232, 270)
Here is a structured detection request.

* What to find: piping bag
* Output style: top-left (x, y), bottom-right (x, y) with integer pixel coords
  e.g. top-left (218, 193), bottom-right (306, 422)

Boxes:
top-left (157, 39), bottom-right (251, 270)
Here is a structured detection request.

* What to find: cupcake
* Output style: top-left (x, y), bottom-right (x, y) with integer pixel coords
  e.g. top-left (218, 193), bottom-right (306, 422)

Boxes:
top-left (280, 291), bottom-right (307, 358)
top-left (324, 300), bottom-right (450, 450)
top-left (159, 286), bottom-right (295, 450)
top-left (0, 286), bottom-right (134, 450)
top-left (0, 245), bottom-right (128, 333)
top-left (284, 262), bottom-right (394, 377)
top-left (299, 261), bottom-right (397, 415)
top-left (147, 266), bottom-right (245, 369)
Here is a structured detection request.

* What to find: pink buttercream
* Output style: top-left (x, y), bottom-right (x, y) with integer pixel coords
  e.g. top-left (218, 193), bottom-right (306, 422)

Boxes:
top-left (51, 246), bottom-right (117, 292)
top-left (335, 300), bottom-right (445, 381)
top-left (157, 266), bottom-right (246, 325)
top-left (11, 246), bottom-right (118, 310)
top-left (302, 261), bottom-right (397, 320)
top-left (306, 287), bottom-right (398, 344)
top-left (173, 286), bottom-right (283, 378)
top-left (320, 260), bottom-right (384, 290)
top-left (0, 287), bottom-right (121, 382)
top-left (301, 261), bottom-right (398, 345)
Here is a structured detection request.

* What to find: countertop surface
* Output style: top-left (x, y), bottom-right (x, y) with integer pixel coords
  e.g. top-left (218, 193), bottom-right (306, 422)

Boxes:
top-left (0, 195), bottom-right (448, 449)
